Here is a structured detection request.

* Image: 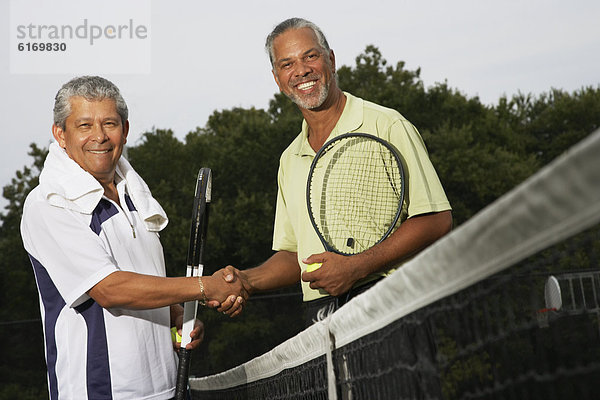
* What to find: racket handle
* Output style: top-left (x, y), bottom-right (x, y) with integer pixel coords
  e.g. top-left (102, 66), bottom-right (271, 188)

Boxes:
top-left (175, 348), bottom-right (192, 400)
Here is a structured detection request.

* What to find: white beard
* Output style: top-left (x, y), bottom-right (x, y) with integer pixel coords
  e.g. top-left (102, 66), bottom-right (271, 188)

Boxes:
top-left (287, 78), bottom-right (330, 110)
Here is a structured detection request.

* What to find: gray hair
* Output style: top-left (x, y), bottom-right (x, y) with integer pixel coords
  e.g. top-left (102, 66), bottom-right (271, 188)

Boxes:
top-left (53, 76), bottom-right (128, 130)
top-left (265, 18), bottom-right (331, 67)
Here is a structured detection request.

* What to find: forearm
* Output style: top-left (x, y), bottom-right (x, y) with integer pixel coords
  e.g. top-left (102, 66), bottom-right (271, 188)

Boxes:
top-left (89, 271), bottom-right (228, 310)
top-left (243, 250), bottom-right (301, 293)
top-left (352, 210), bottom-right (453, 279)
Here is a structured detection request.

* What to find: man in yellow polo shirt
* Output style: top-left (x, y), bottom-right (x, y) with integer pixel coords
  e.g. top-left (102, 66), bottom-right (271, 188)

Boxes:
top-left (223, 18), bottom-right (452, 324)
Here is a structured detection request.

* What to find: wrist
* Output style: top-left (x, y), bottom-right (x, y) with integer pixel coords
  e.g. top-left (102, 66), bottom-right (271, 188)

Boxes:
top-left (238, 270), bottom-right (256, 295)
top-left (197, 276), bottom-right (208, 306)
top-left (351, 252), bottom-right (377, 281)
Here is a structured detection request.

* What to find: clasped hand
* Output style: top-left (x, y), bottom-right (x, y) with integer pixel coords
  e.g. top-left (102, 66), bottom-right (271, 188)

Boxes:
top-left (203, 268), bottom-right (249, 317)
top-left (206, 266), bottom-right (252, 317)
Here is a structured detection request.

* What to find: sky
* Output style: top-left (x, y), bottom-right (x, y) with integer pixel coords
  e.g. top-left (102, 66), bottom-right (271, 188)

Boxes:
top-left (1, 0), bottom-right (599, 212)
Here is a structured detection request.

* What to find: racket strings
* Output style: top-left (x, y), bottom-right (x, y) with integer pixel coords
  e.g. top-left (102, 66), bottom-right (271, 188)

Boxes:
top-left (312, 136), bottom-right (403, 255)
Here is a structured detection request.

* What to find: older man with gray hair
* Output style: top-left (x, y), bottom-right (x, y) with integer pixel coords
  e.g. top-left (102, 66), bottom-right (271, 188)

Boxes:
top-left (222, 18), bottom-right (452, 325)
top-left (21, 76), bottom-right (247, 399)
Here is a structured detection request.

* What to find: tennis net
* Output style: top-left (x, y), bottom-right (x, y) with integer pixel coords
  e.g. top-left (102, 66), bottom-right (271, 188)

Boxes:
top-left (190, 129), bottom-right (600, 399)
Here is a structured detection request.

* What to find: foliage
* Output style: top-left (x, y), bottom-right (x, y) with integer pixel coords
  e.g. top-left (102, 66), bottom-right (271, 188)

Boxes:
top-left (1, 46), bottom-right (599, 398)
top-left (0, 144), bottom-right (49, 399)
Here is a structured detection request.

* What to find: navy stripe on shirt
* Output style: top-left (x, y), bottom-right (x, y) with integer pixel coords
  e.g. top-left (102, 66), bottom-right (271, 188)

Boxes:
top-left (28, 195), bottom-right (131, 399)
top-left (31, 253), bottom-right (114, 399)
top-left (29, 255), bottom-right (64, 400)
top-left (89, 194), bottom-right (136, 235)
top-left (74, 299), bottom-right (112, 398)
top-left (89, 199), bottom-right (119, 236)
top-left (83, 196), bottom-right (123, 398)
top-left (124, 193), bottom-right (136, 212)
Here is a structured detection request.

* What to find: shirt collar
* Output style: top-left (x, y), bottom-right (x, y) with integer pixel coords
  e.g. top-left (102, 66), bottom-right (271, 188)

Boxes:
top-left (293, 92), bottom-right (364, 156)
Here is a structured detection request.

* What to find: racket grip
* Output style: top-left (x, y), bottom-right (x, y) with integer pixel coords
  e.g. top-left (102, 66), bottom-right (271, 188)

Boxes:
top-left (175, 348), bottom-right (192, 400)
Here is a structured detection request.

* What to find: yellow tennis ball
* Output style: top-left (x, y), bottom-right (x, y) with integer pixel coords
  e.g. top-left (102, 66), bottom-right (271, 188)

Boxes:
top-left (171, 327), bottom-right (182, 343)
top-left (306, 263), bottom-right (322, 272)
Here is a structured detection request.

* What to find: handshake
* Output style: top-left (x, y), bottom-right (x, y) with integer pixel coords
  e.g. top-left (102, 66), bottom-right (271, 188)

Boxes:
top-left (200, 266), bottom-right (250, 317)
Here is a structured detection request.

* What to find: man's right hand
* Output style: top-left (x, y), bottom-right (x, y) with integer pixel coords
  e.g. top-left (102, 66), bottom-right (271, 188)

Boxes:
top-left (201, 269), bottom-right (248, 317)
top-left (213, 266), bottom-right (252, 317)
top-left (212, 251), bottom-right (301, 317)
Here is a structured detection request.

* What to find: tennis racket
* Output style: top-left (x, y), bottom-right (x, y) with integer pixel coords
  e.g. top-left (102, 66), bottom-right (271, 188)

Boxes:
top-left (175, 167), bottom-right (212, 400)
top-left (306, 133), bottom-right (405, 262)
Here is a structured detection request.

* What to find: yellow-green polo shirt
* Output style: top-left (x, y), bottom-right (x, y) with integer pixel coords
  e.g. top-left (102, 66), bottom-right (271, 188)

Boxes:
top-left (273, 92), bottom-right (451, 301)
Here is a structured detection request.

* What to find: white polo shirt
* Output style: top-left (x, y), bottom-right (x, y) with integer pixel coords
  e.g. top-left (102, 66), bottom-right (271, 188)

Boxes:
top-left (21, 143), bottom-right (177, 400)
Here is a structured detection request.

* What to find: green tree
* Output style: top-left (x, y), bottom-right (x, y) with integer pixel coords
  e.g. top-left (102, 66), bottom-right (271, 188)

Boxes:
top-left (496, 87), bottom-right (600, 165)
top-left (182, 106), bottom-right (300, 271)
top-left (423, 122), bottom-right (540, 224)
top-left (0, 144), bottom-right (49, 399)
top-left (126, 129), bottom-right (192, 278)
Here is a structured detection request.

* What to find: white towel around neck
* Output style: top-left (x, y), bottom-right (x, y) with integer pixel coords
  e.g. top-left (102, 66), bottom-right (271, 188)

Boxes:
top-left (39, 142), bottom-right (168, 231)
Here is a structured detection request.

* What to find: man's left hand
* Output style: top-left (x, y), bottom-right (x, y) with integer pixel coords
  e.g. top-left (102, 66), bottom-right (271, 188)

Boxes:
top-left (173, 319), bottom-right (205, 351)
top-left (301, 252), bottom-right (362, 296)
